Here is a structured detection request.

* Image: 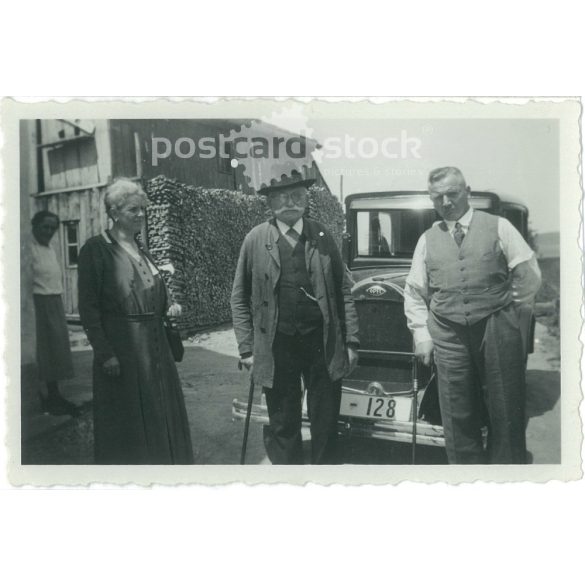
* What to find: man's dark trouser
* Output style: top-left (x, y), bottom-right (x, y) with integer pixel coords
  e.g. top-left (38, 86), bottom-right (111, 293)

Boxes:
top-left (428, 305), bottom-right (527, 464)
top-left (263, 329), bottom-right (342, 464)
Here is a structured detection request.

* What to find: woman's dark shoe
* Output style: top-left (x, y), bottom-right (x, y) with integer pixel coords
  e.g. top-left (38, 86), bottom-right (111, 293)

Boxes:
top-left (40, 393), bottom-right (81, 417)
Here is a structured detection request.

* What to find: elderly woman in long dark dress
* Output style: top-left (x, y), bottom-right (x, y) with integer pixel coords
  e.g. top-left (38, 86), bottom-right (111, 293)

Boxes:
top-left (78, 179), bottom-right (194, 464)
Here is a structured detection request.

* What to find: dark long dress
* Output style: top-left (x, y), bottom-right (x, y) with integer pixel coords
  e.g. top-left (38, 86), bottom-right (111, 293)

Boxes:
top-left (78, 232), bottom-right (194, 464)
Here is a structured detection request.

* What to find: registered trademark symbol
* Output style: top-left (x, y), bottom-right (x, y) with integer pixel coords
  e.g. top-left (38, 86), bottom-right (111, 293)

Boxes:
top-left (230, 159), bottom-right (238, 168)
top-left (422, 125), bottom-right (434, 134)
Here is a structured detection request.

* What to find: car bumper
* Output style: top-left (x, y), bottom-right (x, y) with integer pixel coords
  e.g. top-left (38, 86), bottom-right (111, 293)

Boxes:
top-left (231, 398), bottom-right (446, 448)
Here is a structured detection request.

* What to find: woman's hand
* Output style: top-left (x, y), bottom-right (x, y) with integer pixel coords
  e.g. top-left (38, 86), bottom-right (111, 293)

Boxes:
top-left (167, 303), bottom-right (182, 318)
top-left (103, 356), bottom-right (121, 377)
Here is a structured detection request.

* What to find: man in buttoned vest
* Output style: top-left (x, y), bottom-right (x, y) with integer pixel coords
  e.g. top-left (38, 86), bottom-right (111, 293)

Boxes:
top-left (231, 172), bottom-right (359, 464)
top-left (404, 167), bottom-right (541, 464)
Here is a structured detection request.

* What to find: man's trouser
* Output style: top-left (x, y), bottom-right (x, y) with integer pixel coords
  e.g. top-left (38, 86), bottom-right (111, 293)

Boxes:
top-left (428, 304), bottom-right (527, 464)
top-left (263, 329), bottom-right (342, 464)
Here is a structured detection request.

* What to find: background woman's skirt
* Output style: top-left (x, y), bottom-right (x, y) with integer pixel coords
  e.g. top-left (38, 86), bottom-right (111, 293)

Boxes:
top-left (33, 294), bottom-right (74, 381)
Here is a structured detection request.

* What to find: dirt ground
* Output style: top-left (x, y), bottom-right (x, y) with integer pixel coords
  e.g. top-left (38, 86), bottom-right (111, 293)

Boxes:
top-left (21, 321), bottom-right (560, 465)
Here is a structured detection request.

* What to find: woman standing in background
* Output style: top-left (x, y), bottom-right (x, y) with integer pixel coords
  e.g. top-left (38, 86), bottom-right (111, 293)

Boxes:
top-left (78, 178), bottom-right (194, 464)
top-left (31, 210), bottom-right (79, 417)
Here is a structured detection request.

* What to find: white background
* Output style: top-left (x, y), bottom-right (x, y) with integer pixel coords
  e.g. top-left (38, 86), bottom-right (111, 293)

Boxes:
top-left (0, 2), bottom-right (583, 584)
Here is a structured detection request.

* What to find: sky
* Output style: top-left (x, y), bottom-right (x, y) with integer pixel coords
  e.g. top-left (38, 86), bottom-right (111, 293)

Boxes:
top-left (307, 118), bottom-right (560, 234)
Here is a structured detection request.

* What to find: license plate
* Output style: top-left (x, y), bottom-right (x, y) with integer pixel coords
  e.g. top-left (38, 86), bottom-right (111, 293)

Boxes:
top-left (340, 393), bottom-right (413, 422)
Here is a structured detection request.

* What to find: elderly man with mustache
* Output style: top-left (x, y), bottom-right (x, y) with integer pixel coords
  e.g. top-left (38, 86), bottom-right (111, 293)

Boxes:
top-left (231, 172), bottom-right (359, 464)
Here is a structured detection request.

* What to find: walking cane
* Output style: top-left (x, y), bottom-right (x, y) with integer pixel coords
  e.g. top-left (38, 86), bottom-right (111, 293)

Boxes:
top-left (411, 357), bottom-right (418, 465)
top-left (238, 360), bottom-right (255, 465)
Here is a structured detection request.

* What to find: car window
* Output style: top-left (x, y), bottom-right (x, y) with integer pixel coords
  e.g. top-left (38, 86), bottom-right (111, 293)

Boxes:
top-left (501, 207), bottom-right (528, 240)
top-left (356, 209), bottom-right (437, 258)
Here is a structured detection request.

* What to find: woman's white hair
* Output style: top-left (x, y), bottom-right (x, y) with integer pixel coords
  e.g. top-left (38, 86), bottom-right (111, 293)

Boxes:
top-left (105, 178), bottom-right (148, 217)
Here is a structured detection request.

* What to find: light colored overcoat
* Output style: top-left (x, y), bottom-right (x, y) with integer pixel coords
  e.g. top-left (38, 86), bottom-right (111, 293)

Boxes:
top-left (231, 218), bottom-right (359, 389)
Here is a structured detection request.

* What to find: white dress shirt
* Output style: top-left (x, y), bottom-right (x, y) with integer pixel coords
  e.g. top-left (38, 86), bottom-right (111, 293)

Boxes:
top-left (404, 208), bottom-right (542, 345)
top-left (276, 218), bottom-right (304, 248)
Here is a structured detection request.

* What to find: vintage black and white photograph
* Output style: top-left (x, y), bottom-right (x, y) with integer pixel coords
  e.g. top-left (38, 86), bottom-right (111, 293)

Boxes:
top-left (4, 98), bottom-right (581, 484)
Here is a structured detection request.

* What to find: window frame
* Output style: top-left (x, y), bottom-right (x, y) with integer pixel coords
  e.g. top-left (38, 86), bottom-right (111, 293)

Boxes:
top-left (217, 140), bottom-right (235, 175)
top-left (63, 220), bottom-right (80, 268)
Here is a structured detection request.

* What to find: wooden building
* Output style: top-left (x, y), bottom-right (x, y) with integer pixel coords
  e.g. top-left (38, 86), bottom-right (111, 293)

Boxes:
top-left (22, 118), bottom-right (330, 319)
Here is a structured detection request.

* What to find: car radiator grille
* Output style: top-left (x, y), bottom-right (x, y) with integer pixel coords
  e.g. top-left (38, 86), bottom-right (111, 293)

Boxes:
top-left (355, 300), bottom-right (413, 353)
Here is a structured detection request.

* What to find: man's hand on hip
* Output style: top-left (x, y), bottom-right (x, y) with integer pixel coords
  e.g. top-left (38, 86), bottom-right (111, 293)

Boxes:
top-left (415, 340), bottom-right (434, 367)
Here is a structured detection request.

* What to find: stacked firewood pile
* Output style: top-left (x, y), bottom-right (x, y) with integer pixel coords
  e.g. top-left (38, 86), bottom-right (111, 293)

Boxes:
top-left (306, 185), bottom-right (345, 249)
top-left (145, 175), bottom-right (345, 334)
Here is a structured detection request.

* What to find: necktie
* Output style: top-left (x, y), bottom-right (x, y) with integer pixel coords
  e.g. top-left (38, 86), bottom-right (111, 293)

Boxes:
top-left (453, 222), bottom-right (465, 247)
top-left (285, 228), bottom-right (300, 247)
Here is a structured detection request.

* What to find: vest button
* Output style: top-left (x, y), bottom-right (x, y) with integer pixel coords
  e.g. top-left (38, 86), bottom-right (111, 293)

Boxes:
top-left (463, 298), bottom-right (469, 304)
top-left (459, 256), bottom-right (464, 261)
top-left (460, 266), bottom-right (465, 271)
top-left (465, 311), bottom-right (470, 316)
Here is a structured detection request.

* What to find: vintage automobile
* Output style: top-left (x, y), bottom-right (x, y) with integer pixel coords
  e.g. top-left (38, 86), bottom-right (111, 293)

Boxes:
top-left (232, 190), bottom-right (532, 462)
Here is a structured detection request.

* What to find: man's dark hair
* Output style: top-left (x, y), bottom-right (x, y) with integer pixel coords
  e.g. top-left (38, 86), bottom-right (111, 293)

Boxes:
top-left (31, 210), bottom-right (60, 227)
